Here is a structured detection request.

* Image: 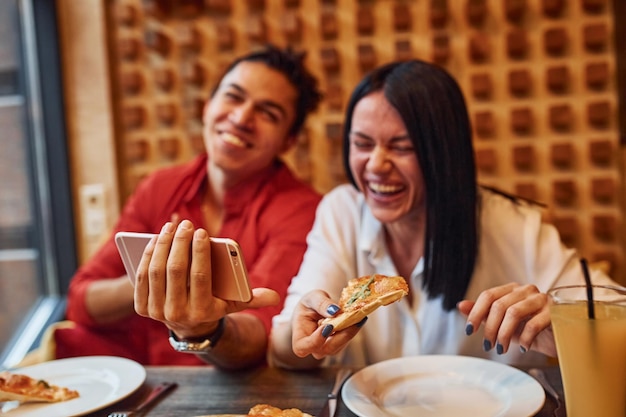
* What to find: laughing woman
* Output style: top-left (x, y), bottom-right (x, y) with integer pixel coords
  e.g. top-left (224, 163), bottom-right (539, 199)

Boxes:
top-left (269, 59), bottom-right (617, 370)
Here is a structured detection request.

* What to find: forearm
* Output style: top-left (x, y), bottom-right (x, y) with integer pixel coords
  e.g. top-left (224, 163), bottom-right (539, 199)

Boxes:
top-left (84, 276), bottom-right (135, 323)
top-left (269, 322), bottom-right (324, 370)
top-left (196, 313), bottom-right (269, 370)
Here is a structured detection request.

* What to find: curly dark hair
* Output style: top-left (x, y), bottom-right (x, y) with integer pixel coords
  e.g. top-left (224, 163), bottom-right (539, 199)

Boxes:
top-left (211, 44), bottom-right (323, 136)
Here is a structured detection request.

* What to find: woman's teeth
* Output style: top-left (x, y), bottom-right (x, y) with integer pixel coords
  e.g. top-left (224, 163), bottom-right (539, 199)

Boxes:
top-left (369, 183), bottom-right (402, 193)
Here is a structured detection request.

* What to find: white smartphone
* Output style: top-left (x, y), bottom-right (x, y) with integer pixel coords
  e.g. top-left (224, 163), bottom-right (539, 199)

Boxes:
top-left (114, 231), bottom-right (252, 302)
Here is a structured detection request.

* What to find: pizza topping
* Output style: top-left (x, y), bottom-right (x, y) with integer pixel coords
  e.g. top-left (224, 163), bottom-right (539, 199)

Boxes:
top-left (344, 274), bottom-right (375, 307)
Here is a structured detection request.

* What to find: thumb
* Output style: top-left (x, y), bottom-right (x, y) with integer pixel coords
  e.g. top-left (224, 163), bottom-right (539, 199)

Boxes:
top-left (246, 288), bottom-right (280, 309)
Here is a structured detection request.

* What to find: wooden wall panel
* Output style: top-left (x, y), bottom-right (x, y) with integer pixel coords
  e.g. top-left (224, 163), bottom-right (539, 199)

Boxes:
top-left (57, 0), bottom-right (121, 261)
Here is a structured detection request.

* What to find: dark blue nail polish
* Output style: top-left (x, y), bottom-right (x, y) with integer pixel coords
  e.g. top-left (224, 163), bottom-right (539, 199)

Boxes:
top-left (326, 304), bottom-right (340, 315)
top-left (519, 345), bottom-right (527, 354)
top-left (465, 323), bottom-right (474, 336)
top-left (496, 342), bottom-right (504, 355)
top-left (356, 317), bottom-right (368, 327)
top-left (321, 324), bottom-right (334, 338)
top-left (483, 339), bottom-right (492, 352)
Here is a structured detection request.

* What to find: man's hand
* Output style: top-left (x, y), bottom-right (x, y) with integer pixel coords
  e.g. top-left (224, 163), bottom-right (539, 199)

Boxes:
top-left (133, 220), bottom-right (279, 339)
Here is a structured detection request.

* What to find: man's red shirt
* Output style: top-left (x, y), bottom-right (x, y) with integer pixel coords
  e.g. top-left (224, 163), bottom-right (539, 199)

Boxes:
top-left (58, 154), bottom-right (321, 365)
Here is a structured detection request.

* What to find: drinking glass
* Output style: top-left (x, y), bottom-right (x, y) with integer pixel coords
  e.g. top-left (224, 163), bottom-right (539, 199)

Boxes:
top-left (549, 285), bottom-right (626, 417)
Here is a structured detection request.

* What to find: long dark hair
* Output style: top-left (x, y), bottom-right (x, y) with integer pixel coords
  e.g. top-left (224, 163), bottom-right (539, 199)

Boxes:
top-left (342, 60), bottom-right (478, 310)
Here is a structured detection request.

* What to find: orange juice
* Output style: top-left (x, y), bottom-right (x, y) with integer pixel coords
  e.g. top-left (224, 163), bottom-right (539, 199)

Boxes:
top-left (550, 298), bottom-right (626, 417)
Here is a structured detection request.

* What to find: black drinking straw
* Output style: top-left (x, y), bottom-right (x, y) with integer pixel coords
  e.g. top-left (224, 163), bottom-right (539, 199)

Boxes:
top-left (580, 258), bottom-right (595, 319)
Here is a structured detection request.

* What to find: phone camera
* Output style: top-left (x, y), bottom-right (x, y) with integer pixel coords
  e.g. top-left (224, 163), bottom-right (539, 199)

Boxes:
top-left (230, 250), bottom-right (238, 257)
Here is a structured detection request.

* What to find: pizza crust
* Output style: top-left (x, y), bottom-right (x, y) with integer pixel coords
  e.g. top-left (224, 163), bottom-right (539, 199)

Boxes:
top-left (320, 274), bottom-right (409, 333)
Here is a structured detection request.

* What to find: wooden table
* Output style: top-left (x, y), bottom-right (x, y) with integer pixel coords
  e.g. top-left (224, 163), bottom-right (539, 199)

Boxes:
top-left (89, 365), bottom-right (565, 417)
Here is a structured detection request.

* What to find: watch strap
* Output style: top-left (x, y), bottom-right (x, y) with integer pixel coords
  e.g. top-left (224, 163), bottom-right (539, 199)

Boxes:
top-left (169, 317), bottom-right (226, 353)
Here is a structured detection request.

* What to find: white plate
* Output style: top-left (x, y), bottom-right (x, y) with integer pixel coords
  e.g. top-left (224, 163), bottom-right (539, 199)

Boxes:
top-left (3, 356), bottom-right (146, 417)
top-left (342, 355), bottom-right (545, 417)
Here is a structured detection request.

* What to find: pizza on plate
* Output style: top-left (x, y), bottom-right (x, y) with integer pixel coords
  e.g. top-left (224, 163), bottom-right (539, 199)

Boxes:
top-left (197, 404), bottom-right (313, 417)
top-left (319, 274), bottom-right (409, 333)
top-left (0, 371), bottom-right (79, 403)
top-left (246, 404), bottom-right (313, 416)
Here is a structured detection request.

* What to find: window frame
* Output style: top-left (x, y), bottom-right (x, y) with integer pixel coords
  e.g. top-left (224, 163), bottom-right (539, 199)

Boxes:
top-left (0, 0), bottom-right (77, 368)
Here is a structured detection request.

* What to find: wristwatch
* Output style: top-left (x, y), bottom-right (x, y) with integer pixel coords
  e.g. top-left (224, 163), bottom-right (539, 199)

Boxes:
top-left (168, 317), bottom-right (226, 354)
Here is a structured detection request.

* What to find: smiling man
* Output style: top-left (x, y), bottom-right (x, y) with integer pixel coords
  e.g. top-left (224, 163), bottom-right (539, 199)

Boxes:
top-left (61, 45), bottom-right (323, 369)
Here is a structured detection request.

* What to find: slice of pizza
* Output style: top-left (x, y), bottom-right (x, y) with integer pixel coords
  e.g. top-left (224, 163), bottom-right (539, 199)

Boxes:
top-left (199, 404), bottom-right (313, 417)
top-left (0, 371), bottom-right (79, 403)
top-left (247, 404), bottom-right (313, 416)
top-left (319, 274), bottom-right (409, 333)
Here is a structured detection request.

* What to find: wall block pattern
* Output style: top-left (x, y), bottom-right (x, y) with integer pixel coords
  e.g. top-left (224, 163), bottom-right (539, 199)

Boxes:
top-left (107, 0), bottom-right (624, 279)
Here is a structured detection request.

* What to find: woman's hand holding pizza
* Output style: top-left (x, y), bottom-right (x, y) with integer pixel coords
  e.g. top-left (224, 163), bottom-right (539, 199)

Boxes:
top-left (291, 274), bottom-right (408, 360)
top-left (290, 289), bottom-right (364, 360)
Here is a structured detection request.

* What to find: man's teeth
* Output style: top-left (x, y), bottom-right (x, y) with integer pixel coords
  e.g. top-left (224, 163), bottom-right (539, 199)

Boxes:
top-left (369, 183), bottom-right (402, 193)
top-left (222, 132), bottom-right (246, 147)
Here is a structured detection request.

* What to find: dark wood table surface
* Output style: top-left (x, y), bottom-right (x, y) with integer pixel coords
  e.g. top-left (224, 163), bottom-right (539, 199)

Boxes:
top-left (88, 364), bottom-right (565, 417)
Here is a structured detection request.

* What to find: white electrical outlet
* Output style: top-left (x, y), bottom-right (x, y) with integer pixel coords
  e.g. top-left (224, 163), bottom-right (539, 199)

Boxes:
top-left (80, 183), bottom-right (107, 237)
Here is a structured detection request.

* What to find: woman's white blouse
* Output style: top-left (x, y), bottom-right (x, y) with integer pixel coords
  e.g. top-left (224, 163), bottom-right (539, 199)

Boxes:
top-left (272, 184), bottom-right (615, 367)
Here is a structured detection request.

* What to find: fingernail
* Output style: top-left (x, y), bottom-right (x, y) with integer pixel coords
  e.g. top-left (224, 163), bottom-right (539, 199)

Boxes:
top-left (179, 219), bottom-right (192, 230)
top-left (326, 304), bottom-right (340, 315)
top-left (465, 323), bottom-right (474, 336)
top-left (356, 317), bottom-right (368, 327)
top-left (194, 229), bottom-right (207, 240)
top-left (519, 345), bottom-right (527, 354)
top-left (321, 325), bottom-right (334, 338)
top-left (483, 339), bottom-right (492, 352)
top-left (496, 342), bottom-right (504, 355)
top-left (161, 222), bottom-right (173, 233)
